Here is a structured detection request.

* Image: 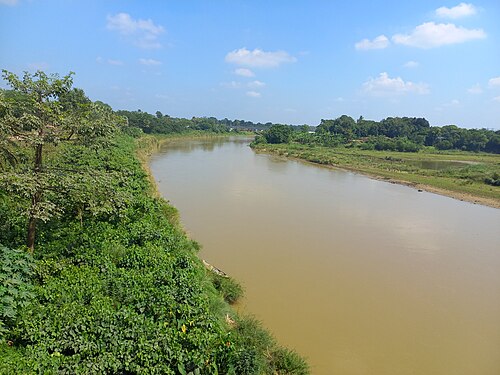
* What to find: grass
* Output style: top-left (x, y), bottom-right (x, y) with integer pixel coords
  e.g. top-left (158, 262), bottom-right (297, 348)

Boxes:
top-left (252, 143), bottom-right (500, 207)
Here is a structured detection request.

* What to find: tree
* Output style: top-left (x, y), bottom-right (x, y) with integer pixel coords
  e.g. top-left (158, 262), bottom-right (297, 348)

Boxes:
top-left (316, 115), bottom-right (355, 140)
top-left (264, 124), bottom-right (293, 144)
top-left (485, 132), bottom-right (500, 154)
top-left (0, 70), bottom-right (122, 252)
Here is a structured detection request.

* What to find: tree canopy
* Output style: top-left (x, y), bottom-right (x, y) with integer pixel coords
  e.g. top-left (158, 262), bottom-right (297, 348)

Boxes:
top-left (0, 70), bottom-right (124, 252)
top-left (276, 114), bottom-right (499, 154)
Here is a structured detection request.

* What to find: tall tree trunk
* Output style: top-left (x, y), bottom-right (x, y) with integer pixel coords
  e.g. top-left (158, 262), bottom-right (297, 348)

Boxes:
top-left (27, 142), bottom-right (43, 253)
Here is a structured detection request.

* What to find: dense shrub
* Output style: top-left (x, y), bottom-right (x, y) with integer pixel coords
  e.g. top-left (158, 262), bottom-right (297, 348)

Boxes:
top-left (210, 273), bottom-right (243, 304)
top-left (485, 172), bottom-right (500, 186)
top-left (367, 136), bottom-right (421, 152)
top-left (264, 125), bottom-right (294, 144)
top-left (0, 134), bottom-right (308, 374)
top-left (0, 245), bottom-right (34, 340)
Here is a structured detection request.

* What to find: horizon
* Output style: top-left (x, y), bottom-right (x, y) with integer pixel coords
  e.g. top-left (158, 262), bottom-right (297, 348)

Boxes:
top-left (1, 0), bottom-right (499, 129)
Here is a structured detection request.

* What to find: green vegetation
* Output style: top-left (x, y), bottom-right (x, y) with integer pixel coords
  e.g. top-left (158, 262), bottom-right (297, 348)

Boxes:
top-left (0, 70), bottom-right (308, 374)
top-left (209, 273), bottom-right (243, 305)
top-left (117, 109), bottom-right (293, 136)
top-left (0, 246), bottom-right (34, 339)
top-left (254, 115), bottom-right (500, 154)
top-left (261, 124), bottom-right (293, 144)
top-left (0, 70), bottom-right (123, 252)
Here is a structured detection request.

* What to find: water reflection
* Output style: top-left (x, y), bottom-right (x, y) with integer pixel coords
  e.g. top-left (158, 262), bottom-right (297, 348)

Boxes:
top-left (150, 138), bottom-right (500, 375)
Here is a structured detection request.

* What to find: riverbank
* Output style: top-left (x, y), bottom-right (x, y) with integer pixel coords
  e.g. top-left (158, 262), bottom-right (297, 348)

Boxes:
top-left (0, 133), bottom-right (308, 374)
top-left (251, 143), bottom-right (500, 209)
top-left (136, 133), bottom-right (309, 374)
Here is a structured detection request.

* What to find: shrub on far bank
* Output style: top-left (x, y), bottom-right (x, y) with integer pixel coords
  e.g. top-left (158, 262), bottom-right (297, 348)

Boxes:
top-left (264, 125), bottom-right (294, 144)
top-left (359, 136), bottom-right (422, 152)
top-left (485, 172), bottom-right (500, 186)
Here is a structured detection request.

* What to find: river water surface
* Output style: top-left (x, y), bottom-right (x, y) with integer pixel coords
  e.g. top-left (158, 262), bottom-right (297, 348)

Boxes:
top-left (150, 137), bottom-right (500, 375)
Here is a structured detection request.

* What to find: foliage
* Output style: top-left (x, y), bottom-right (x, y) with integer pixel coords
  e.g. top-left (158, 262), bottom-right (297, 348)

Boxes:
top-left (251, 134), bottom-right (267, 145)
top-left (316, 115), bottom-right (357, 141)
top-left (359, 136), bottom-right (422, 152)
top-left (117, 109), bottom-right (304, 136)
top-left (210, 273), bottom-right (243, 304)
top-left (0, 70), bottom-right (125, 252)
top-left (301, 115), bottom-right (500, 154)
top-left (263, 124), bottom-right (294, 144)
top-left (0, 245), bottom-right (34, 340)
top-left (0, 132), bottom-right (308, 373)
top-left (119, 110), bottom-right (241, 135)
top-left (0, 69), bottom-right (309, 374)
top-left (484, 172), bottom-right (500, 186)
top-left (269, 347), bottom-right (310, 375)
top-left (232, 317), bottom-right (309, 375)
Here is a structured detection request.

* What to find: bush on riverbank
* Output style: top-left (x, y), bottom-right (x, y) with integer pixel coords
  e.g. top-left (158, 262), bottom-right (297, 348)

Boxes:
top-left (0, 133), bottom-right (308, 374)
top-left (210, 273), bottom-right (244, 304)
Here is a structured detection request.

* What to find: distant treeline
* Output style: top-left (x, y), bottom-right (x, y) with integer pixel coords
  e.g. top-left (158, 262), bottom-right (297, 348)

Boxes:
top-left (117, 109), bottom-right (280, 135)
top-left (256, 115), bottom-right (500, 154)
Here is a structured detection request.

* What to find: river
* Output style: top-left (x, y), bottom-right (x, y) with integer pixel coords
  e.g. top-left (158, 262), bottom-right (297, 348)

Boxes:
top-left (149, 136), bottom-right (500, 375)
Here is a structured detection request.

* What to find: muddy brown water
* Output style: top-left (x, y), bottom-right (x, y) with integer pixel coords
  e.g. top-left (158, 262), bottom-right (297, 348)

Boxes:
top-left (149, 137), bottom-right (500, 375)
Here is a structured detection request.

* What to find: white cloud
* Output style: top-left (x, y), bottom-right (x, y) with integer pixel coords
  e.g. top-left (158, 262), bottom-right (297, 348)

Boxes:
top-left (404, 61), bottom-right (419, 68)
top-left (488, 77), bottom-right (500, 87)
top-left (468, 84), bottom-right (483, 94)
top-left (392, 22), bottom-right (486, 48)
top-left (247, 80), bottom-right (266, 88)
top-left (0, 0), bottom-right (18, 5)
top-left (139, 58), bottom-right (161, 66)
top-left (246, 91), bottom-right (261, 98)
top-left (107, 13), bottom-right (164, 49)
top-left (234, 68), bottom-right (255, 77)
top-left (225, 48), bottom-right (296, 68)
top-left (355, 35), bottom-right (389, 50)
top-left (436, 3), bottom-right (477, 19)
top-left (362, 72), bottom-right (430, 96)
top-left (493, 96), bottom-right (500, 103)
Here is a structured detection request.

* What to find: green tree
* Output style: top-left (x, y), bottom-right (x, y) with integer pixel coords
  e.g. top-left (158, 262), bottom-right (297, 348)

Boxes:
top-left (485, 132), bottom-right (500, 153)
top-left (0, 70), bottom-right (121, 252)
top-left (264, 124), bottom-right (293, 144)
top-left (317, 115), bottom-right (356, 140)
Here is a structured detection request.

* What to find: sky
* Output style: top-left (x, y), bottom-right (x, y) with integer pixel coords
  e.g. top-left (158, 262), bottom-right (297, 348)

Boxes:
top-left (1, 0), bottom-right (499, 129)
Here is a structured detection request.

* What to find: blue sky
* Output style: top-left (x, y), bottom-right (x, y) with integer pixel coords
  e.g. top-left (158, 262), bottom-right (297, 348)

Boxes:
top-left (1, 0), bottom-right (499, 128)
